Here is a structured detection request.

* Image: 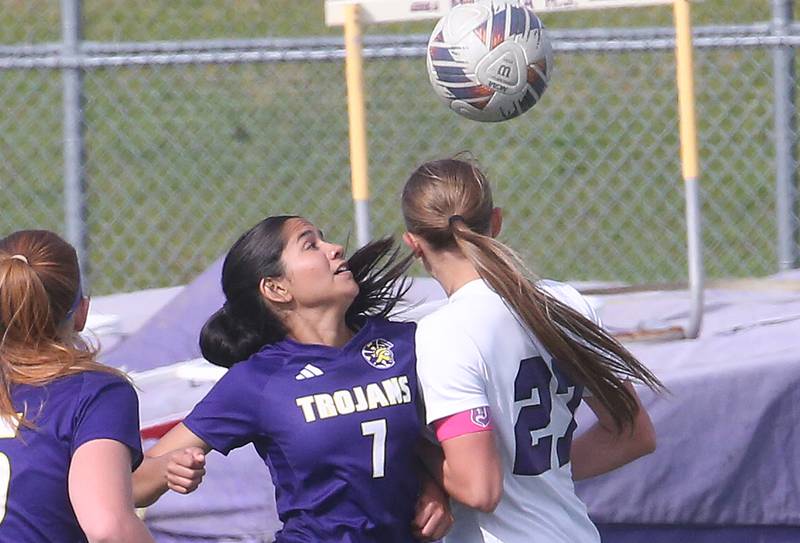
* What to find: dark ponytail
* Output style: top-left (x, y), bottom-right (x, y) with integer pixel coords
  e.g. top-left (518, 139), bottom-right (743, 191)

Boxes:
top-left (403, 158), bottom-right (664, 432)
top-left (200, 217), bottom-right (414, 368)
top-left (200, 303), bottom-right (286, 370)
top-left (200, 216), bottom-right (294, 368)
top-left (345, 237), bottom-right (415, 329)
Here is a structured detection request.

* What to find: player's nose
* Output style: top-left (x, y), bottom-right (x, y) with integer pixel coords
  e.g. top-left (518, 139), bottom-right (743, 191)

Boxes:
top-left (327, 242), bottom-right (344, 260)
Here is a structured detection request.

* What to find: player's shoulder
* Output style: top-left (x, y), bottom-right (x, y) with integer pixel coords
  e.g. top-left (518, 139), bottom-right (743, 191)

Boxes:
top-left (367, 316), bottom-right (416, 337)
top-left (538, 279), bottom-right (580, 300)
top-left (200, 354), bottom-right (275, 406)
top-left (416, 303), bottom-right (451, 330)
top-left (415, 304), bottom-right (472, 347)
top-left (538, 279), bottom-right (600, 324)
top-left (57, 370), bottom-right (139, 415)
top-left (230, 347), bottom-right (286, 379)
top-left (63, 369), bottom-right (133, 396)
top-left (77, 368), bottom-right (129, 383)
top-left (13, 370), bottom-right (129, 411)
top-left (417, 281), bottom-right (495, 329)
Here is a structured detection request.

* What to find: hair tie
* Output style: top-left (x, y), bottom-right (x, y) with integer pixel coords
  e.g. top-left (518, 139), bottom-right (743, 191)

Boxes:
top-left (9, 255), bottom-right (29, 264)
top-left (448, 215), bottom-right (465, 227)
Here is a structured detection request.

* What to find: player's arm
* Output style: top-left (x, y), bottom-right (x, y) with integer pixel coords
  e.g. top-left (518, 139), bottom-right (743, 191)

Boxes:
top-left (415, 321), bottom-right (502, 512)
top-left (133, 422), bottom-right (210, 507)
top-left (439, 426), bottom-right (503, 512)
top-left (417, 410), bottom-right (503, 513)
top-left (570, 382), bottom-right (656, 481)
top-left (69, 439), bottom-right (156, 543)
top-left (135, 366), bottom-right (263, 506)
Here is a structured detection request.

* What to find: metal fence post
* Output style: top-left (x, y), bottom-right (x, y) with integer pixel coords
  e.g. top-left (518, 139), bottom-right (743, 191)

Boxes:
top-left (772, 0), bottom-right (798, 271)
top-left (61, 0), bottom-right (89, 284)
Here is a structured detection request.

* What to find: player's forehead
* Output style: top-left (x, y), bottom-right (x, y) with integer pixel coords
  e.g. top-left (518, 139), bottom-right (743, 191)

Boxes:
top-left (282, 217), bottom-right (324, 245)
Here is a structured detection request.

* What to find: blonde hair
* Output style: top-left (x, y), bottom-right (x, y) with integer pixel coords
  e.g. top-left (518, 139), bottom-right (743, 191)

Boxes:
top-left (0, 230), bottom-right (124, 428)
top-left (402, 157), bottom-right (663, 430)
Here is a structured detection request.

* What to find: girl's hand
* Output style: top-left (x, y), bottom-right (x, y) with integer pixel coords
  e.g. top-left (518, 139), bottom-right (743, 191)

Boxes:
top-left (134, 424), bottom-right (210, 507)
top-left (412, 474), bottom-right (454, 541)
top-left (166, 447), bottom-right (206, 494)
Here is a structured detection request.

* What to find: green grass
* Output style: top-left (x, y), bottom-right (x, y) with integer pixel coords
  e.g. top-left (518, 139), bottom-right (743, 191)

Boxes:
top-left (0, 1), bottom-right (793, 293)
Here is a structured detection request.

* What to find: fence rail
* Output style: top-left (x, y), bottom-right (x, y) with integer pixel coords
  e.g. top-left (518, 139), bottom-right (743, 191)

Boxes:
top-left (3, 24), bottom-right (800, 66)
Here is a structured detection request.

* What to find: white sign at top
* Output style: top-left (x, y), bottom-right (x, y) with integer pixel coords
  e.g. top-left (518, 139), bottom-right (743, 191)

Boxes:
top-left (325, 0), bottom-right (675, 26)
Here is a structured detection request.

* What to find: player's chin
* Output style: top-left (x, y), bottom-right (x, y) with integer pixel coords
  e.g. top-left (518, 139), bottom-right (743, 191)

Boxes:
top-left (345, 281), bottom-right (360, 300)
top-left (340, 278), bottom-right (360, 302)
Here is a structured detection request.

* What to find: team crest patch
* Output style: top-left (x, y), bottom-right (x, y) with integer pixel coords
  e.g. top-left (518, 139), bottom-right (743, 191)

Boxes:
top-left (470, 407), bottom-right (491, 428)
top-left (361, 339), bottom-right (396, 369)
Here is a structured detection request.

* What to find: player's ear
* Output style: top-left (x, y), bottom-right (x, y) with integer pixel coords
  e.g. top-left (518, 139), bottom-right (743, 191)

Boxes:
top-left (402, 232), bottom-right (423, 258)
top-left (490, 207), bottom-right (503, 238)
top-left (73, 296), bottom-right (90, 332)
top-left (259, 277), bottom-right (292, 304)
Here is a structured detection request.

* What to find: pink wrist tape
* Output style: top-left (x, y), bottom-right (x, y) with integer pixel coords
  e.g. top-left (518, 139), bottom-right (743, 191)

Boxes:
top-left (433, 406), bottom-right (493, 442)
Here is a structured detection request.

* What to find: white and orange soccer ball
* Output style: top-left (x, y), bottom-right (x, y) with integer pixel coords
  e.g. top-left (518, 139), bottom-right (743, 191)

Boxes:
top-left (426, 1), bottom-right (553, 122)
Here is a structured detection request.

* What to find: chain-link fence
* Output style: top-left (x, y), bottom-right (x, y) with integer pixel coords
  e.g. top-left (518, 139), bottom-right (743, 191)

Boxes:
top-left (0, 0), bottom-right (797, 294)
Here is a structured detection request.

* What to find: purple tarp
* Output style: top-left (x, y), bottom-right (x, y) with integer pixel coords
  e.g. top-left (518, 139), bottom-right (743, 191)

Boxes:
top-left (104, 258), bottom-right (224, 373)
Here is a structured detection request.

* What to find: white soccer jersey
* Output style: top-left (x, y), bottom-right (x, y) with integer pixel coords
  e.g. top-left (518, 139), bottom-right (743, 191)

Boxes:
top-left (415, 279), bottom-right (601, 543)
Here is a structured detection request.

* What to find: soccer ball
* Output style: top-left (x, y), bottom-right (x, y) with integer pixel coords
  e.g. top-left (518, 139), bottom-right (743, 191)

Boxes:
top-left (426, 1), bottom-right (553, 122)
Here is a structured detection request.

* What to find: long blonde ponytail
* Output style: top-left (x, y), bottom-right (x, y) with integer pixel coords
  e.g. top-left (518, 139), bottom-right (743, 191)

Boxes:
top-left (402, 158), bottom-right (663, 431)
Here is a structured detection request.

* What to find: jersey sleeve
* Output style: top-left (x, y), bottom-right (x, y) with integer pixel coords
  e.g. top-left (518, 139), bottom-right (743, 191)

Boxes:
top-left (182, 365), bottom-right (263, 455)
top-left (415, 317), bottom-right (489, 425)
top-left (539, 280), bottom-right (606, 397)
top-left (72, 373), bottom-right (143, 470)
top-left (539, 280), bottom-right (602, 326)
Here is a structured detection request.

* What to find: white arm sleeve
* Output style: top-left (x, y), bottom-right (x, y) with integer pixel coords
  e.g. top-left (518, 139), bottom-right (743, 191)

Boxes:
top-left (415, 317), bottom-right (489, 425)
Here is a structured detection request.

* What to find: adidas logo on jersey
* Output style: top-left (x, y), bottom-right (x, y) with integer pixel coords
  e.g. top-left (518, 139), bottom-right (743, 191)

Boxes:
top-left (295, 364), bottom-right (324, 380)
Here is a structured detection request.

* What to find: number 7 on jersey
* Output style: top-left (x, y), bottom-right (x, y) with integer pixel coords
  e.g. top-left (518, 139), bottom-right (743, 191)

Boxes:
top-left (361, 419), bottom-right (387, 478)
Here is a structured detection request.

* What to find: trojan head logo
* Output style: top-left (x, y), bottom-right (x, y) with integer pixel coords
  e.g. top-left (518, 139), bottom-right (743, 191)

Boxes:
top-left (361, 339), bottom-right (396, 370)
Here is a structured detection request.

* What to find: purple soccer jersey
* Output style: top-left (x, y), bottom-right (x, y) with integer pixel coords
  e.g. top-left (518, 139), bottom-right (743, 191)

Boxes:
top-left (184, 317), bottom-right (422, 543)
top-left (0, 371), bottom-right (143, 543)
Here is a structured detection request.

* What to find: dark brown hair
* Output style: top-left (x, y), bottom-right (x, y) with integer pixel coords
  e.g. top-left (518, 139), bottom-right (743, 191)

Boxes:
top-left (402, 158), bottom-right (663, 431)
top-left (200, 216), bottom-right (414, 368)
top-left (0, 230), bottom-right (124, 428)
